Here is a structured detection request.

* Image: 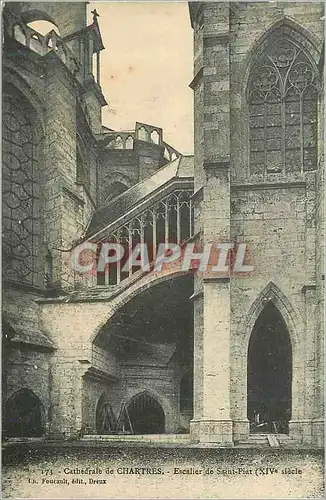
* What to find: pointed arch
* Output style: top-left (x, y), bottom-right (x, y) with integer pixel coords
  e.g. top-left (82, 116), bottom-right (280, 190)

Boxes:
top-left (114, 136), bottom-right (124, 149)
top-left (245, 19), bottom-right (320, 175)
top-left (243, 17), bottom-right (322, 93)
top-left (137, 126), bottom-right (148, 141)
top-left (90, 270), bottom-right (192, 343)
top-left (104, 181), bottom-right (129, 204)
top-left (125, 390), bottom-right (166, 434)
top-left (244, 282), bottom-right (301, 352)
top-left (247, 301), bottom-right (293, 432)
top-left (4, 388), bottom-right (44, 437)
top-left (2, 67), bottom-right (45, 134)
top-left (164, 147), bottom-right (170, 160)
top-left (125, 135), bottom-right (134, 149)
top-left (150, 129), bottom-right (160, 144)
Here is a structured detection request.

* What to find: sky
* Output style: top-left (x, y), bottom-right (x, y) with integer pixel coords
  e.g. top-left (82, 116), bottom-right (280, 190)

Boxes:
top-left (88, 2), bottom-right (194, 154)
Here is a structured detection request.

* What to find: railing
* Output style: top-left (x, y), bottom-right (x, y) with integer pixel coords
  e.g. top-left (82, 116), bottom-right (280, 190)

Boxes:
top-left (96, 188), bottom-right (194, 286)
top-left (103, 125), bottom-right (180, 163)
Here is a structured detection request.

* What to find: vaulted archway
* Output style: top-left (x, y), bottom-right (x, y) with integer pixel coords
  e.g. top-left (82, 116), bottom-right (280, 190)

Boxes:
top-left (127, 393), bottom-right (165, 434)
top-left (247, 302), bottom-right (292, 433)
top-left (4, 389), bottom-right (44, 437)
top-left (93, 274), bottom-right (194, 434)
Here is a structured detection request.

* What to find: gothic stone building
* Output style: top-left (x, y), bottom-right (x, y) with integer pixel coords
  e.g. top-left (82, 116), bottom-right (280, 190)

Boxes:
top-left (2, 2), bottom-right (324, 446)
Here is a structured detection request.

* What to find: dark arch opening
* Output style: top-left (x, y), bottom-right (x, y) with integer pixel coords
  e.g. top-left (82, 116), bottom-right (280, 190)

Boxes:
top-left (247, 302), bottom-right (292, 434)
top-left (127, 393), bottom-right (165, 434)
top-left (4, 389), bottom-right (44, 437)
top-left (95, 393), bottom-right (116, 435)
top-left (104, 181), bottom-right (129, 204)
top-left (94, 275), bottom-right (194, 434)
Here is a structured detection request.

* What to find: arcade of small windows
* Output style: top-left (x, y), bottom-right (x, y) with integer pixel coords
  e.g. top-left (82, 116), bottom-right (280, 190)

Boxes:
top-left (249, 34), bottom-right (319, 175)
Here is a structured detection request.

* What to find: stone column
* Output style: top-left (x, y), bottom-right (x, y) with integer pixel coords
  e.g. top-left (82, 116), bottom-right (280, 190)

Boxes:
top-left (48, 354), bottom-right (89, 438)
top-left (43, 52), bottom-right (84, 292)
top-left (312, 88), bottom-right (324, 447)
top-left (189, 2), bottom-right (233, 445)
top-left (289, 169), bottom-right (317, 443)
top-left (289, 285), bottom-right (317, 443)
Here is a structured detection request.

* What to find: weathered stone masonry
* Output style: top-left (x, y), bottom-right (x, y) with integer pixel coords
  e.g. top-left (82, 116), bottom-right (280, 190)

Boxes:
top-left (2, 2), bottom-right (324, 446)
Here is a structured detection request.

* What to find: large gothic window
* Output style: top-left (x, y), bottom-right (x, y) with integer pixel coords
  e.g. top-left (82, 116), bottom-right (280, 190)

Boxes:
top-left (249, 34), bottom-right (318, 175)
top-left (2, 91), bottom-right (39, 284)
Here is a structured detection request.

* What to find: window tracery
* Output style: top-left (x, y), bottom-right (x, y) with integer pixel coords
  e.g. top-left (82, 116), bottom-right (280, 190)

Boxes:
top-left (2, 94), bottom-right (39, 284)
top-left (249, 35), bottom-right (318, 174)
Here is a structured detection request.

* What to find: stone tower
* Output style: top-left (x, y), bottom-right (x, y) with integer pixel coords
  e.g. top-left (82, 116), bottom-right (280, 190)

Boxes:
top-left (189, 1), bottom-right (324, 445)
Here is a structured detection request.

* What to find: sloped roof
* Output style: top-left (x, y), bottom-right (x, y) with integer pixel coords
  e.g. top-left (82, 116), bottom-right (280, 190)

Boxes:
top-left (3, 315), bottom-right (55, 350)
top-left (86, 155), bottom-right (194, 238)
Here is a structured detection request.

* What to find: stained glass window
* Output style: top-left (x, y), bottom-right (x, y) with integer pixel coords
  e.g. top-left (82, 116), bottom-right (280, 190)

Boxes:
top-left (2, 93), bottom-right (39, 284)
top-left (248, 35), bottom-right (318, 174)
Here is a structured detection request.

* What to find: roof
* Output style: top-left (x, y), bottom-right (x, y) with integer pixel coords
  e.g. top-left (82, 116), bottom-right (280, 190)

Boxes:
top-left (3, 315), bottom-right (55, 350)
top-left (86, 155), bottom-right (194, 238)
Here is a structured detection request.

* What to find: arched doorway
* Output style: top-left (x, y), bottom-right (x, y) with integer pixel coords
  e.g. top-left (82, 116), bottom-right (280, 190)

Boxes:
top-left (127, 393), bottom-right (165, 434)
top-left (4, 389), bottom-right (44, 437)
top-left (96, 393), bottom-right (116, 434)
top-left (247, 302), bottom-right (292, 433)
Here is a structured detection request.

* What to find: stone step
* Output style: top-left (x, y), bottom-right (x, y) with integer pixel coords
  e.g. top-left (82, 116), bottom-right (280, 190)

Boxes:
top-left (237, 436), bottom-right (269, 443)
top-left (236, 433), bottom-right (298, 448)
top-left (235, 443), bottom-right (271, 448)
top-left (237, 437), bottom-right (268, 444)
top-left (82, 434), bottom-right (192, 444)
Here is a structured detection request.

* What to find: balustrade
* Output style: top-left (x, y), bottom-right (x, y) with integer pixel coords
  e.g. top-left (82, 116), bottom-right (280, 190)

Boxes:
top-left (97, 189), bottom-right (194, 285)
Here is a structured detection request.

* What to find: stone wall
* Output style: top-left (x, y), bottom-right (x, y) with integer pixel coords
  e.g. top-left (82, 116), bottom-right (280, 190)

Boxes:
top-left (189, 1), bottom-right (324, 444)
top-left (97, 135), bottom-right (168, 207)
top-left (81, 364), bottom-right (182, 435)
top-left (3, 347), bottom-right (52, 427)
top-left (9, 2), bottom-right (87, 37)
top-left (230, 185), bottom-right (308, 438)
top-left (98, 149), bottom-right (137, 206)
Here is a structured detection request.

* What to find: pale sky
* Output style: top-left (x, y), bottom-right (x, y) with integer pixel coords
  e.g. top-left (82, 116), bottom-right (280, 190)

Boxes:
top-left (88, 2), bottom-right (194, 154)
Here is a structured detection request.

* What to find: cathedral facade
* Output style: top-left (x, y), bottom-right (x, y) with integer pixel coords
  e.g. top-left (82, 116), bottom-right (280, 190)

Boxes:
top-left (2, 2), bottom-right (324, 447)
